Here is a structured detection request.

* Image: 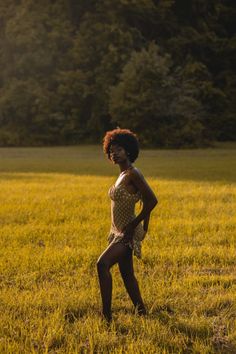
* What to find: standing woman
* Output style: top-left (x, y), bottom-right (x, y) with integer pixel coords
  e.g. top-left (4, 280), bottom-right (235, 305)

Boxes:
top-left (97, 128), bottom-right (158, 322)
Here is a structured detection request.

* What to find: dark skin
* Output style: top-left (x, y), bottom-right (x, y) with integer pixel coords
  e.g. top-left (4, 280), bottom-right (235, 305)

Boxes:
top-left (97, 143), bottom-right (158, 322)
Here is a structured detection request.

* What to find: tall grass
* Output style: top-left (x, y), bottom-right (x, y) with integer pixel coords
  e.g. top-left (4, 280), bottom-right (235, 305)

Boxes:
top-left (0, 144), bottom-right (235, 353)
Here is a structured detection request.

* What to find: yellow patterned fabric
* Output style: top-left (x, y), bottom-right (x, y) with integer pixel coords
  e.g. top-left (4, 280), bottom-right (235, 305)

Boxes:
top-left (108, 183), bottom-right (146, 258)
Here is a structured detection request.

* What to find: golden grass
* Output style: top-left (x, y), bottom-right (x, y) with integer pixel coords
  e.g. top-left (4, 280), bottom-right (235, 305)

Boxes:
top-left (0, 144), bottom-right (235, 353)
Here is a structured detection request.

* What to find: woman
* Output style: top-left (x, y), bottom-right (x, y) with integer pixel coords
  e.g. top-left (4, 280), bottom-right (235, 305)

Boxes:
top-left (97, 128), bottom-right (158, 323)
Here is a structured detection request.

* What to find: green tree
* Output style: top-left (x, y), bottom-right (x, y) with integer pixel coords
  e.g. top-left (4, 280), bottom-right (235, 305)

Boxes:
top-left (0, 0), bottom-right (235, 146)
top-left (109, 43), bottom-right (205, 147)
top-left (70, 6), bottom-right (144, 140)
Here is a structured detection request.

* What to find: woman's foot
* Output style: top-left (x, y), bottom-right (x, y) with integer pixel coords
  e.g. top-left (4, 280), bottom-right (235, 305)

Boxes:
top-left (102, 311), bottom-right (112, 324)
top-left (136, 303), bottom-right (147, 316)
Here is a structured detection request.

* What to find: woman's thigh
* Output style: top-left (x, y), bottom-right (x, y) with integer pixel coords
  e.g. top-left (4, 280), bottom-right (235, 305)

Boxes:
top-left (97, 242), bottom-right (131, 269)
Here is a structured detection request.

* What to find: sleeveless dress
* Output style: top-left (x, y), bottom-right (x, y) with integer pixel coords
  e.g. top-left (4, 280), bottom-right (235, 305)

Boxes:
top-left (108, 180), bottom-right (146, 259)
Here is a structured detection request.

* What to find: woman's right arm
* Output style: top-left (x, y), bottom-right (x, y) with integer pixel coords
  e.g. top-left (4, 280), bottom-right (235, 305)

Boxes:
top-left (143, 212), bottom-right (150, 233)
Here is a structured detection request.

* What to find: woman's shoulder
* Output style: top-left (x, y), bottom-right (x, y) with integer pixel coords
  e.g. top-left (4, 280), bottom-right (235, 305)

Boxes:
top-left (128, 167), bottom-right (144, 181)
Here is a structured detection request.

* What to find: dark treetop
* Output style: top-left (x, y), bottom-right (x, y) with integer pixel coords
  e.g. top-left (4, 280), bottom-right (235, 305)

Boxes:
top-left (0, 0), bottom-right (235, 147)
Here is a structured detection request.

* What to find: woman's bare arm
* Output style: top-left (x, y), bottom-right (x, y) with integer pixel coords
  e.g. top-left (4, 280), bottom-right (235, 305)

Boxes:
top-left (122, 168), bottom-right (157, 238)
top-left (143, 212), bottom-right (150, 233)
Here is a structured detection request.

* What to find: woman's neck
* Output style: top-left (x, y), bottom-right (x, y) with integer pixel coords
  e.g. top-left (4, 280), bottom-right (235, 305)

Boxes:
top-left (119, 162), bottom-right (133, 173)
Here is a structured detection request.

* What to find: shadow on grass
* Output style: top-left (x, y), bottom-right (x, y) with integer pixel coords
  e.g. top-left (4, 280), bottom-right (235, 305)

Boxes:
top-left (64, 305), bottom-right (99, 323)
top-left (150, 306), bottom-right (236, 353)
top-left (148, 307), bottom-right (208, 353)
top-left (0, 145), bottom-right (235, 183)
top-left (64, 308), bottom-right (89, 323)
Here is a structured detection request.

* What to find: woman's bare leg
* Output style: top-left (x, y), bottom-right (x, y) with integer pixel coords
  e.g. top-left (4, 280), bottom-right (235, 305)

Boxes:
top-left (118, 248), bottom-right (146, 315)
top-left (97, 242), bottom-right (130, 322)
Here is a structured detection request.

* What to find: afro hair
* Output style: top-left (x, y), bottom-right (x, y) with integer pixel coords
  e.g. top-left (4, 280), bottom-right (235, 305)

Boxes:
top-left (103, 128), bottom-right (139, 163)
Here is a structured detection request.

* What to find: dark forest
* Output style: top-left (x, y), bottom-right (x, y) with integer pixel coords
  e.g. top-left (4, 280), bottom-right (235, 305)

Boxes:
top-left (0, 0), bottom-right (235, 147)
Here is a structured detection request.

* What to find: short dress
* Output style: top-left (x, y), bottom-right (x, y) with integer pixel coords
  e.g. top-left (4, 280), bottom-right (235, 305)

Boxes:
top-left (108, 181), bottom-right (146, 258)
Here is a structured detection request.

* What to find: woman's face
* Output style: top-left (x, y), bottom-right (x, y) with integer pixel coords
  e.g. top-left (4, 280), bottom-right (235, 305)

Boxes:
top-left (109, 144), bottom-right (129, 164)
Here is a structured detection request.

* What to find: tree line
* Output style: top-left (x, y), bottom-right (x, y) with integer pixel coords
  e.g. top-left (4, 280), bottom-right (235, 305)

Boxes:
top-left (0, 0), bottom-right (235, 147)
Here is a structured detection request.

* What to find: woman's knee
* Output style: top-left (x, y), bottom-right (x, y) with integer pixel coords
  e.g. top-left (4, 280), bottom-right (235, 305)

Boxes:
top-left (97, 257), bottom-right (109, 273)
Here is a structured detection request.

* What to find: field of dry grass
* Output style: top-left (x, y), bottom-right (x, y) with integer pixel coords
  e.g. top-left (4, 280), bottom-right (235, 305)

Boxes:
top-left (0, 144), bottom-right (235, 353)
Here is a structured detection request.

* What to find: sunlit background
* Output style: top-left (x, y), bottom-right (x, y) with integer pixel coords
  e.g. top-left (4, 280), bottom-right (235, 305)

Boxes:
top-left (0, 1), bottom-right (236, 353)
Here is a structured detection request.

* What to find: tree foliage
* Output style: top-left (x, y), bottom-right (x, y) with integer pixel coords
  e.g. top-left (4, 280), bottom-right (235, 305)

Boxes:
top-left (0, 0), bottom-right (235, 146)
top-left (110, 43), bottom-right (204, 147)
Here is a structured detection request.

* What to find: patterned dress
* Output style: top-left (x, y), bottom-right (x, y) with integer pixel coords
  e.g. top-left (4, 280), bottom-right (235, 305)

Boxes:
top-left (108, 181), bottom-right (146, 258)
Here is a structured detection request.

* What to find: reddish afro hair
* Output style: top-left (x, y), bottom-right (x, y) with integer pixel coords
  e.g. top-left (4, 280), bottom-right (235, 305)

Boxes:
top-left (103, 128), bottom-right (139, 163)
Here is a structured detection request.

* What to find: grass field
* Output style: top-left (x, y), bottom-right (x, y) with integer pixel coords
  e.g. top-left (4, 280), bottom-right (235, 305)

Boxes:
top-left (0, 144), bottom-right (236, 353)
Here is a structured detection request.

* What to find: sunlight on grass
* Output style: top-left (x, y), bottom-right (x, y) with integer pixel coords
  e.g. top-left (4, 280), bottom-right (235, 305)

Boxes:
top-left (0, 145), bottom-right (235, 353)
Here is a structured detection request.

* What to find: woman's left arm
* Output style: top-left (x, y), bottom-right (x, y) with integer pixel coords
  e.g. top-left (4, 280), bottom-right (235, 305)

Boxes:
top-left (122, 169), bottom-right (158, 238)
